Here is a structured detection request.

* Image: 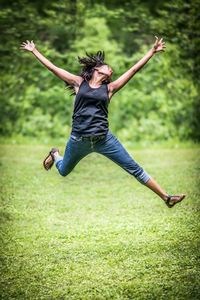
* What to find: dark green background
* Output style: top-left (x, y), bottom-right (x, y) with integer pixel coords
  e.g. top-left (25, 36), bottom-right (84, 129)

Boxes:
top-left (0, 0), bottom-right (199, 142)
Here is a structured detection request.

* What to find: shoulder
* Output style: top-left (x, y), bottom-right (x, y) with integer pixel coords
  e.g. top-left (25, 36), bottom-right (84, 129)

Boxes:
top-left (107, 82), bottom-right (115, 93)
top-left (74, 78), bottom-right (85, 94)
top-left (74, 76), bottom-right (84, 87)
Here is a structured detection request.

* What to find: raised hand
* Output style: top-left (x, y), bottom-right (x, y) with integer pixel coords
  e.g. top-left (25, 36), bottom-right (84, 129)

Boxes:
top-left (20, 40), bottom-right (36, 52)
top-left (153, 36), bottom-right (166, 52)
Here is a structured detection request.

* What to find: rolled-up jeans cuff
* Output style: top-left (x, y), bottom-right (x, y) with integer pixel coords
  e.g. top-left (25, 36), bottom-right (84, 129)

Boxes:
top-left (136, 171), bottom-right (151, 184)
top-left (55, 156), bottom-right (63, 166)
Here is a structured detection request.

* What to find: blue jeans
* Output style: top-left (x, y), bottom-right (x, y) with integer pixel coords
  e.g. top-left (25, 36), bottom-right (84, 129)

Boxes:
top-left (55, 131), bottom-right (151, 184)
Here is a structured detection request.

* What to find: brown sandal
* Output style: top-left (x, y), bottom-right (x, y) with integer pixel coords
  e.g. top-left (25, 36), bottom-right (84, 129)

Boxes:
top-left (165, 194), bottom-right (186, 208)
top-left (43, 148), bottom-right (59, 171)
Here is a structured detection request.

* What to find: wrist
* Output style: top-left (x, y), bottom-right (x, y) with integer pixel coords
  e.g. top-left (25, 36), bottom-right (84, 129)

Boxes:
top-left (32, 47), bottom-right (37, 54)
top-left (150, 47), bottom-right (156, 55)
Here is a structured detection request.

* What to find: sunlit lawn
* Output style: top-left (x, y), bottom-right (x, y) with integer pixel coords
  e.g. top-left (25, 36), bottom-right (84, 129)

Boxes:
top-left (0, 142), bottom-right (200, 299)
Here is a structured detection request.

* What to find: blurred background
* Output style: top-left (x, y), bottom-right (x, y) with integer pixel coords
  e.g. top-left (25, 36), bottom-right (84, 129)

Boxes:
top-left (0, 0), bottom-right (199, 144)
top-left (1, 3), bottom-right (200, 299)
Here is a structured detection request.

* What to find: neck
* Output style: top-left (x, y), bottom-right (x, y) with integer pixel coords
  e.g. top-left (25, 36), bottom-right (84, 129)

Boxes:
top-left (89, 78), bottom-right (103, 87)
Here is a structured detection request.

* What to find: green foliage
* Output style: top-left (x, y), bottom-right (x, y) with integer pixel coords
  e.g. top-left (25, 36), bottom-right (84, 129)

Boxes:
top-left (110, 43), bottom-right (198, 142)
top-left (0, 0), bottom-right (199, 142)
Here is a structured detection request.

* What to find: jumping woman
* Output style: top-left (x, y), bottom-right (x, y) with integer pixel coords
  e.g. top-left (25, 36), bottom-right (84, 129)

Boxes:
top-left (20, 36), bottom-right (186, 208)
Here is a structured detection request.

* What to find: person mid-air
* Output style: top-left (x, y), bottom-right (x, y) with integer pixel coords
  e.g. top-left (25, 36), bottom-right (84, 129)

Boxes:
top-left (20, 36), bottom-right (186, 208)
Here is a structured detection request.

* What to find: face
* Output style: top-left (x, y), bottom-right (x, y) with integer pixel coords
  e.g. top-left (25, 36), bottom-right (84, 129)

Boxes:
top-left (95, 65), bottom-right (113, 79)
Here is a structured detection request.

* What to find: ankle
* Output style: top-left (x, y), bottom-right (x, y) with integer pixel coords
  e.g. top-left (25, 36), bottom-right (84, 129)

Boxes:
top-left (161, 194), bottom-right (169, 201)
top-left (52, 151), bottom-right (59, 160)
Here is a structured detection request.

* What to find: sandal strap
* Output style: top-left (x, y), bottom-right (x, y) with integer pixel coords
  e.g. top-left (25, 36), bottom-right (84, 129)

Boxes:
top-left (165, 195), bottom-right (174, 208)
top-left (49, 148), bottom-right (59, 161)
top-left (165, 194), bottom-right (185, 208)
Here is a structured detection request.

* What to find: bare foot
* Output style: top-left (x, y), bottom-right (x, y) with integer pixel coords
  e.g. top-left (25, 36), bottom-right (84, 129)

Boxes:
top-left (52, 151), bottom-right (60, 160)
top-left (165, 194), bottom-right (186, 208)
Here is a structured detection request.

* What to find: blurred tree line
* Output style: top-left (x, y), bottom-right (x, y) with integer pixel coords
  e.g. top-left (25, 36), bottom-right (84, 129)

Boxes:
top-left (0, 0), bottom-right (199, 142)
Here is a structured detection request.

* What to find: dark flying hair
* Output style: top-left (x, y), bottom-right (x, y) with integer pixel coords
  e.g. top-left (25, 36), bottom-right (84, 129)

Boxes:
top-left (65, 50), bottom-right (110, 95)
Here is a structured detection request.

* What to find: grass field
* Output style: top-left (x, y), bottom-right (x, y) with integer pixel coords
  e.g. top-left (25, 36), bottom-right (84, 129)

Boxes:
top-left (0, 142), bottom-right (200, 299)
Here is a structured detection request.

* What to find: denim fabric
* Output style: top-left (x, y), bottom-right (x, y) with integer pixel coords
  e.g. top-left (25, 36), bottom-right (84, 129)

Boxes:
top-left (55, 131), bottom-right (151, 184)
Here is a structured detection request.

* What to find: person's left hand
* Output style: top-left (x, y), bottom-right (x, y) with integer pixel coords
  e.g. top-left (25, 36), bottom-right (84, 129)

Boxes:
top-left (153, 36), bottom-right (166, 52)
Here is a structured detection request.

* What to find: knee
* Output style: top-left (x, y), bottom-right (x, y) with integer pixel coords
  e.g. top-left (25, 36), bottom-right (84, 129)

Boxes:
top-left (58, 167), bottom-right (73, 177)
top-left (56, 160), bottom-right (73, 177)
top-left (59, 171), bottom-right (68, 177)
top-left (59, 169), bottom-right (69, 177)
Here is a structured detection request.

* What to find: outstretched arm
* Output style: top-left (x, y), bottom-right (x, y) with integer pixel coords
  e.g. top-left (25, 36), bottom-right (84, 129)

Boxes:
top-left (20, 40), bottom-right (83, 87)
top-left (108, 36), bottom-right (166, 96)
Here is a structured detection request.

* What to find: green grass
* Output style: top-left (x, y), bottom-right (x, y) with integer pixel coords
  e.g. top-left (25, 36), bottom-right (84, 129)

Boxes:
top-left (0, 142), bottom-right (200, 299)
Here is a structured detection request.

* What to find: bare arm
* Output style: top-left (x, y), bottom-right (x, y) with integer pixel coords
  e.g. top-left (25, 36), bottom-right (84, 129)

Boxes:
top-left (108, 36), bottom-right (166, 96)
top-left (20, 40), bottom-right (83, 87)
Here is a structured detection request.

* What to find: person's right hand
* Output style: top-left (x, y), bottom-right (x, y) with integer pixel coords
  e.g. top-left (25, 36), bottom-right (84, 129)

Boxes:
top-left (20, 40), bottom-right (36, 52)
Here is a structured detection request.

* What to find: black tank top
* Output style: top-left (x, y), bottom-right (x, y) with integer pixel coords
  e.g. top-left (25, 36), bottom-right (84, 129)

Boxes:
top-left (71, 80), bottom-right (110, 136)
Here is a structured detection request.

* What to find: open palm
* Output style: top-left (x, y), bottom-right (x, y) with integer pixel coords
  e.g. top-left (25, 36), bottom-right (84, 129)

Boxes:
top-left (20, 40), bottom-right (35, 52)
top-left (153, 36), bottom-right (166, 52)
